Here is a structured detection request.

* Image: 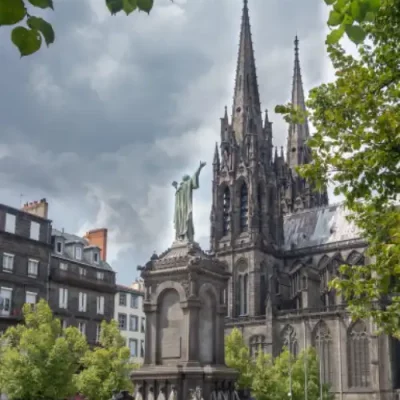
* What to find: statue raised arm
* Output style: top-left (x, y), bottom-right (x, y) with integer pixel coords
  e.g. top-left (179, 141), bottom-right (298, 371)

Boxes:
top-left (173, 161), bottom-right (206, 243)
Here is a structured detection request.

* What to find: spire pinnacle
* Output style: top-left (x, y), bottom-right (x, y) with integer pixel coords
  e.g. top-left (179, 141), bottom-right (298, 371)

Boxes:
top-left (286, 35), bottom-right (311, 170)
top-left (231, 0), bottom-right (262, 143)
top-left (213, 142), bottom-right (220, 166)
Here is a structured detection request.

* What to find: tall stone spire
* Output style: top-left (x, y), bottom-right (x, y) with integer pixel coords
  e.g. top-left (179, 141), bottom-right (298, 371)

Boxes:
top-left (231, 0), bottom-right (262, 144)
top-left (286, 36), bottom-right (311, 172)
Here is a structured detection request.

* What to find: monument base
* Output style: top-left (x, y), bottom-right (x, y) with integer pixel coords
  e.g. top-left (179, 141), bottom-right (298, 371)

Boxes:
top-left (131, 364), bottom-right (238, 400)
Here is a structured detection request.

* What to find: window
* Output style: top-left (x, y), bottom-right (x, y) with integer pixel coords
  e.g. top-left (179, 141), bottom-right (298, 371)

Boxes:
top-left (60, 262), bottom-right (68, 271)
top-left (96, 296), bottom-right (105, 315)
top-left (59, 288), bottom-right (68, 309)
top-left (60, 319), bottom-right (67, 330)
top-left (79, 267), bottom-right (86, 276)
top-left (93, 252), bottom-right (99, 263)
top-left (250, 335), bottom-right (266, 358)
top-left (96, 324), bottom-right (101, 343)
top-left (314, 322), bottom-right (333, 385)
top-left (140, 340), bottom-right (145, 358)
top-left (25, 291), bottom-right (37, 305)
top-left (129, 339), bottom-right (138, 357)
top-left (129, 315), bottom-right (139, 332)
top-left (281, 325), bottom-right (298, 357)
top-left (78, 292), bottom-right (87, 312)
top-left (257, 184), bottom-right (264, 233)
top-left (28, 259), bottom-right (39, 277)
top-left (222, 187), bottom-right (231, 235)
top-left (97, 271), bottom-right (104, 280)
top-left (237, 271), bottom-right (248, 316)
top-left (118, 313), bottom-right (127, 330)
top-left (2, 253), bottom-right (14, 272)
top-left (141, 317), bottom-right (146, 333)
top-left (30, 221), bottom-right (40, 240)
top-left (0, 287), bottom-right (12, 316)
top-left (75, 246), bottom-right (82, 260)
top-left (56, 241), bottom-right (63, 254)
top-left (347, 321), bottom-right (370, 388)
top-left (78, 322), bottom-right (86, 336)
top-left (240, 183), bottom-right (248, 232)
top-left (5, 213), bottom-right (16, 234)
top-left (130, 294), bottom-right (138, 308)
top-left (119, 293), bottom-right (127, 306)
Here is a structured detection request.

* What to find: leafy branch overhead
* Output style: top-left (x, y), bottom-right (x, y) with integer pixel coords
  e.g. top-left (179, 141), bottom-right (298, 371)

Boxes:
top-left (324, 0), bottom-right (381, 44)
top-left (0, 0), bottom-right (155, 57)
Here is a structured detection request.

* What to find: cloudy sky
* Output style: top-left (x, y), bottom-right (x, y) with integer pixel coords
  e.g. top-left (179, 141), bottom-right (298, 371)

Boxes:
top-left (0, 0), bottom-right (342, 284)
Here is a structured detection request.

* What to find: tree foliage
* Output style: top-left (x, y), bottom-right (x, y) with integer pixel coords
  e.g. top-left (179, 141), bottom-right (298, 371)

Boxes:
top-left (225, 328), bottom-right (332, 400)
top-left (74, 319), bottom-right (137, 400)
top-left (277, 0), bottom-right (400, 336)
top-left (0, 0), bottom-right (155, 57)
top-left (0, 299), bottom-right (88, 400)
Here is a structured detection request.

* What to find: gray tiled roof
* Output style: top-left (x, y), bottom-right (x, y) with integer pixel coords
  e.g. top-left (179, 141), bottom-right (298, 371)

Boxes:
top-left (52, 228), bottom-right (114, 271)
top-left (283, 203), bottom-right (362, 251)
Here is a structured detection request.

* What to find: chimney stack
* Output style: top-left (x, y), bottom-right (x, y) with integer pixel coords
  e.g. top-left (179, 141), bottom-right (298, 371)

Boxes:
top-left (84, 228), bottom-right (108, 262)
top-left (21, 198), bottom-right (49, 219)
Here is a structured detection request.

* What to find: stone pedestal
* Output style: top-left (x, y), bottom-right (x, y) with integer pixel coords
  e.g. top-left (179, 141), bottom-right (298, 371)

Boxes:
top-left (131, 240), bottom-right (239, 400)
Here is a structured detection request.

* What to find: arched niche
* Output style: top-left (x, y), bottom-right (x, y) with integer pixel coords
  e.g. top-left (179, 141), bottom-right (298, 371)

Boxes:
top-left (198, 283), bottom-right (218, 364)
top-left (153, 280), bottom-right (187, 305)
top-left (157, 288), bottom-right (184, 364)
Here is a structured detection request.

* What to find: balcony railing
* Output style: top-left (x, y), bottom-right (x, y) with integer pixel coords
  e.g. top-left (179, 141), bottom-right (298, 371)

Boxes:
top-left (50, 268), bottom-right (116, 293)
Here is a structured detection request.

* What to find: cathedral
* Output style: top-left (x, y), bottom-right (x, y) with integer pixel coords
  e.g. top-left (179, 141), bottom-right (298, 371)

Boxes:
top-left (210, 1), bottom-right (400, 399)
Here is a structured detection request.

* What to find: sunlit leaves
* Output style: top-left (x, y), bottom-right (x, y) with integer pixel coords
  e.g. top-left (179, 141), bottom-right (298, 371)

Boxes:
top-left (123, 0), bottom-right (137, 15)
top-left (27, 16), bottom-right (55, 46)
top-left (28, 0), bottom-right (53, 9)
top-left (11, 26), bottom-right (41, 56)
top-left (325, 0), bottom-right (381, 44)
top-left (0, 0), bottom-right (26, 26)
top-left (106, 0), bottom-right (154, 15)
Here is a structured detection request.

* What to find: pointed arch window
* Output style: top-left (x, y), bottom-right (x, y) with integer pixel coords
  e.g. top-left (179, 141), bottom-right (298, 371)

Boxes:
top-left (250, 335), bottom-right (266, 358)
top-left (257, 184), bottom-right (264, 233)
top-left (223, 187), bottom-right (231, 235)
top-left (236, 263), bottom-right (249, 317)
top-left (314, 322), bottom-right (333, 385)
top-left (347, 321), bottom-right (370, 388)
top-left (240, 183), bottom-right (248, 232)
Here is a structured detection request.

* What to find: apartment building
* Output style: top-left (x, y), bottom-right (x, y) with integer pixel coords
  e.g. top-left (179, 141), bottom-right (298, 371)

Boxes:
top-left (114, 284), bottom-right (145, 364)
top-left (0, 200), bottom-right (52, 332)
top-left (49, 227), bottom-right (116, 345)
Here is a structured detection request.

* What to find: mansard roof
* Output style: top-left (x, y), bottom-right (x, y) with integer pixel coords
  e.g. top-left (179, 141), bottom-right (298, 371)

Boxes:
top-left (283, 203), bottom-right (363, 251)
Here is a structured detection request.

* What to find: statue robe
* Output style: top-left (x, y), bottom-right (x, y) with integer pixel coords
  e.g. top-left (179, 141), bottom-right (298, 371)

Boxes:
top-left (173, 171), bottom-right (200, 242)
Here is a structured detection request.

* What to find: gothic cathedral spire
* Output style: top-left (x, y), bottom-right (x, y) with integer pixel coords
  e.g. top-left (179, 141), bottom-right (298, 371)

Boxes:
top-left (286, 36), bottom-right (311, 173)
top-left (231, 0), bottom-right (262, 144)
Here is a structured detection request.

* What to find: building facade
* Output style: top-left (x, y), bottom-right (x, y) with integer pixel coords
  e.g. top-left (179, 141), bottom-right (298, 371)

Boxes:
top-left (115, 284), bottom-right (145, 364)
top-left (210, 2), bottom-right (400, 399)
top-left (0, 200), bottom-right (52, 333)
top-left (49, 228), bottom-right (116, 345)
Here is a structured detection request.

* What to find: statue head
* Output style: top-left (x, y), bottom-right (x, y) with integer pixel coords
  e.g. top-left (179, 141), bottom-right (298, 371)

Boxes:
top-left (182, 174), bottom-right (190, 182)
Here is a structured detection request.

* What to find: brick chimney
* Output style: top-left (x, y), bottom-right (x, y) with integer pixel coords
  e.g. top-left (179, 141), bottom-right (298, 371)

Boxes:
top-left (21, 198), bottom-right (49, 219)
top-left (84, 228), bottom-right (108, 262)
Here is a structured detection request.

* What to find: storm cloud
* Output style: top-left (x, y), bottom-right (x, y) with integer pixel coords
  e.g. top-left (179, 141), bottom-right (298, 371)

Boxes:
top-left (0, 0), bottom-right (333, 284)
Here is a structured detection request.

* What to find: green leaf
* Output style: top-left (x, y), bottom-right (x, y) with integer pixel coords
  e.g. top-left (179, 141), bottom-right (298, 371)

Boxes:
top-left (364, 11), bottom-right (376, 21)
top-left (324, 0), bottom-right (336, 4)
top-left (328, 10), bottom-right (344, 26)
top-left (350, 1), bottom-right (361, 20)
top-left (11, 26), bottom-right (42, 57)
top-left (28, 0), bottom-right (54, 9)
top-left (27, 16), bottom-right (54, 46)
top-left (326, 27), bottom-right (345, 44)
top-left (106, 0), bottom-right (123, 14)
top-left (367, 0), bottom-right (381, 12)
top-left (0, 0), bottom-right (26, 26)
top-left (345, 24), bottom-right (367, 43)
top-left (137, 0), bottom-right (153, 13)
top-left (123, 0), bottom-right (137, 14)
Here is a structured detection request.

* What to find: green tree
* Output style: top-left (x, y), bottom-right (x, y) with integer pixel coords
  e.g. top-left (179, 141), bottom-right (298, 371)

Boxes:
top-left (277, 0), bottom-right (400, 336)
top-left (252, 348), bottom-right (332, 400)
top-left (0, 299), bottom-right (88, 400)
top-left (75, 319), bottom-right (137, 400)
top-left (225, 327), bottom-right (254, 389)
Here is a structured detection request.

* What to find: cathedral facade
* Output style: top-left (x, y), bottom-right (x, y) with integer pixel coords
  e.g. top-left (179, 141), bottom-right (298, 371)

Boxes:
top-left (210, 2), bottom-right (400, 399)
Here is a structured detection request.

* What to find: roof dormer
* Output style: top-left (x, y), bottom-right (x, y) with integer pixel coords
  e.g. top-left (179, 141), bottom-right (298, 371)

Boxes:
top-left (83, 246), bottom-right (101, 265)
